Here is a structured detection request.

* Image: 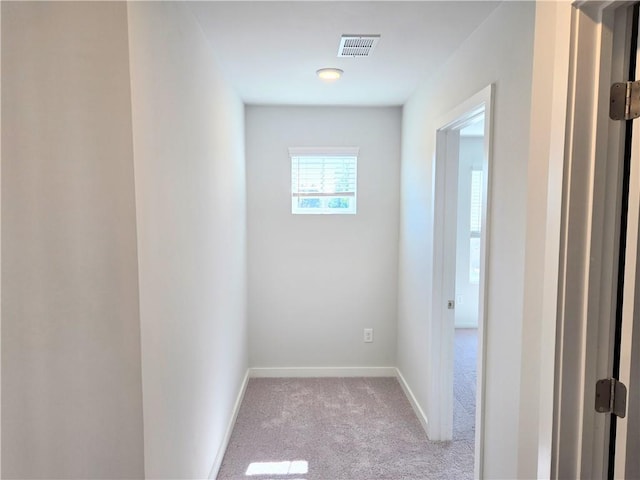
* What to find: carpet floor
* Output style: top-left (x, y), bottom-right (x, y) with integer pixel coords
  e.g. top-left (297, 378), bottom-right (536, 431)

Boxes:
top-left (218, 329), bottom-right (477, 480)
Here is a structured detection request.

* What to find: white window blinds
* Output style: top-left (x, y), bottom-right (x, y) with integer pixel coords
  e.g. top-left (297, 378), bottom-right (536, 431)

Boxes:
top-left (470, 169), bottom-right (483, 234)
top-left (469, 169), bottom-right (483, 284)
top-left (289, 147), bottom-right (359, 214)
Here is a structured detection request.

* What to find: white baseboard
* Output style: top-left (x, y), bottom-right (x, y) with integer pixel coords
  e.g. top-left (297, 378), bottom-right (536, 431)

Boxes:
top-left (249, 366), bottom-right (397, 378)
top-left (208, 369), bottom-right (250, 480)
top-left (395, 368), bottom-right (429, 435)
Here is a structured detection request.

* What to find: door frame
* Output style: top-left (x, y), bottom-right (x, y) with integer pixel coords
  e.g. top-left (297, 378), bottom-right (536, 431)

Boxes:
top-left (431, 84), bottom-right (493, 479)
top-left (608, 4), bottom-right (639, 478)
top-left (552, 1), bottom-right (636, 478)
top-left (615, 63), bottom-right (640, 478)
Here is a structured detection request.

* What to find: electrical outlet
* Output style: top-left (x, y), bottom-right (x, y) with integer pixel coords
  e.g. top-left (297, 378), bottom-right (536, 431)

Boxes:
top-left (364, 328), bottom-right (374, 343)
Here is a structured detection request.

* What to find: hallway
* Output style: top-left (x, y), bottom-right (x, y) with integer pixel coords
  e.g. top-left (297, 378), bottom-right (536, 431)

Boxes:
top-left (1, 1), bottom-right (572, 478)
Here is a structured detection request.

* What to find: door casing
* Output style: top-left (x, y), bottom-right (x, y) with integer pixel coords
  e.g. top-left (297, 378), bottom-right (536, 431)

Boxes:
top-left (553, 2), bottom-right (636, 478)
top-left (431, 84), bottom-right (493, 480)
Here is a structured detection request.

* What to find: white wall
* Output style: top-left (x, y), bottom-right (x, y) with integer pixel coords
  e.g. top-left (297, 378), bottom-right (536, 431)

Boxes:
top-left (2, 3), bottom-right (144, 478)
top-left (127, 3), bottom-right (248, 478)
top-left (397, 3), bottom-right (535, 478)
top-left (455, 136), bottom-right (483, 329)
top-left (246, 106), bottom-right (400, 370)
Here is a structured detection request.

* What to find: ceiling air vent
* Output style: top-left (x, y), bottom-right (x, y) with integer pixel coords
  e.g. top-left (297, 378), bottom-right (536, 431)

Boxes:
top-left (338, 35), bottom-right (380, 57)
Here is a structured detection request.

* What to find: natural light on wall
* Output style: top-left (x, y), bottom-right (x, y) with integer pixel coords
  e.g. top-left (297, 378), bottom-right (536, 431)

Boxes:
top-left (290, 147), bottom-right (359, 215)
top-left (245, 460), bottom-right (309, 476)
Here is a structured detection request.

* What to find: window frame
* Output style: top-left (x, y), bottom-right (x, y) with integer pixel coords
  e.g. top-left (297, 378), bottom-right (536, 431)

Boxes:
top-left (289, 146), bottom-right (359, 215)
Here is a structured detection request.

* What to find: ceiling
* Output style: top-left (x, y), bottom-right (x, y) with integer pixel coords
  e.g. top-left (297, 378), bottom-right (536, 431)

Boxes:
top-left (188, 1), bottom-right (501, 106)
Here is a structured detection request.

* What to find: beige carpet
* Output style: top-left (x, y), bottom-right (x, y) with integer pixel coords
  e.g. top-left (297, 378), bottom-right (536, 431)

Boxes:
top-left (218, 330), bottom-right (477, 480)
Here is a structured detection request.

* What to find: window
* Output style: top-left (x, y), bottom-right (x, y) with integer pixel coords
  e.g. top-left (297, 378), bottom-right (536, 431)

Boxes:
top-left (290, 147), bottom-right (358, 214)
top-left (469, 169), bottom-right (483, 284)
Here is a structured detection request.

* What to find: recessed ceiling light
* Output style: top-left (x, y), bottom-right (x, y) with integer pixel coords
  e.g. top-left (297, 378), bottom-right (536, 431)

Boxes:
top-left (316, 68), bottom-right (343, 81)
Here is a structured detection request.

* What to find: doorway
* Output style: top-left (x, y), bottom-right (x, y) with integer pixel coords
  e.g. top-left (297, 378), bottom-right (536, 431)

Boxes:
top-left (430, 85), bottom-right (493, 478)
top-left (452, 118), bottom-right (484, 457)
